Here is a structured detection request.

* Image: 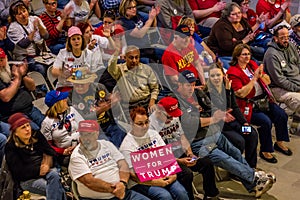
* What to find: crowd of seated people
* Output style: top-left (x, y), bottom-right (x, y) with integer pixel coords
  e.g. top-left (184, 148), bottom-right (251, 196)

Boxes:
top-left (1, 0), bottom-right (300, 199)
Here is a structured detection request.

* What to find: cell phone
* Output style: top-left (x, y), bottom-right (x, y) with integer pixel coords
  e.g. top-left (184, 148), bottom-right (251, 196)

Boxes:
top-left (189, 156), bottom-right (199, 163)
top-left (241, 125), bottom-right (252, 133)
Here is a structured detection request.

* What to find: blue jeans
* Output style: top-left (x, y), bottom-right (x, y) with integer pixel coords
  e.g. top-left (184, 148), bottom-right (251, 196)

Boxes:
top-left (80, 189), bottom-right (150, 200)
top-left (131, 180), bottom-right (189, 200)
top-left (251, 102), bottom-right (289, 152)
top-left (27, 106), bottom-right (45, 130)
top-left (49, 43), bottom-right (65, 55)
top-left (0, 121), bottom-right (10, 165)
top-left (27, 57), bottom-right (47, 76)
top-left (218, 56), bottom-right (232, 70)
top-left (103, 123), bottom-right (127, 148)
top-left (20, 169), bottom-right (66, 200)
top-left (191, 132), bottom-right (256, 191)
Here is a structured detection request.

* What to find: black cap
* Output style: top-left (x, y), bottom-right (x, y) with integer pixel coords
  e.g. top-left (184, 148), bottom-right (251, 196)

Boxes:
top-left (178, 70), bottom-right (197, 83)
top-left (175, 24), bottom-right (191, 38)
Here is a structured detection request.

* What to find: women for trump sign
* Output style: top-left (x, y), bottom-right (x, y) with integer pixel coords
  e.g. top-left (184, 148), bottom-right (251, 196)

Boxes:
top-left (130, 144), bottom-right (182, 182)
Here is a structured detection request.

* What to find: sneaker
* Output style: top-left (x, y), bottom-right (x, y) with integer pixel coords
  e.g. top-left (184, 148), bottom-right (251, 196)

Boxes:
top-left (254, 171), bottom-right (274, 197)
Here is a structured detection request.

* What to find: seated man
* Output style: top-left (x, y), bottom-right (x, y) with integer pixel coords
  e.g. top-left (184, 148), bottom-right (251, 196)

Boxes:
top-left (149, 97), bottom-right (219, 200)
top-left (0, 48), bottom-right (44, 129)
top-left (162, 25), bottom-right (205, 88)
top-left (108, 45), bottom-right (159, 114)
top-left (174, 70), bottom-right (276, 198)
top-left (68, 120), bottom-right (149, 200)
top-left (68, 68), bottom-right (126, 148)
top-left (264, 26), bottom-right (300, 129)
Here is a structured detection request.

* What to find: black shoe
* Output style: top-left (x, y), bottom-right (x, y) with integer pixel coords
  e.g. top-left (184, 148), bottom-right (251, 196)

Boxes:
top-left (259, 152), bottom-right (278, 163)
top-left (274, 143), bottom-right (293, 156)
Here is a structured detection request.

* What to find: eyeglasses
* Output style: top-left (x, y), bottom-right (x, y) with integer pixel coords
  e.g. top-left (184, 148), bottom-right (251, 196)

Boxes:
top-left (240, 53), bottom-right (251, 56)
top-left (46, 1), bottom-right (57, 6)
top-left (127, 5), bottom-right (137, 10)
top-left (241, 1), bottom-right (251, 6)
top-left (134, 120), bottom-right (150, 127)
top-left (230, 11), bottom-right (242, 17)
top-left (210, 73), bottom-right (222, 78)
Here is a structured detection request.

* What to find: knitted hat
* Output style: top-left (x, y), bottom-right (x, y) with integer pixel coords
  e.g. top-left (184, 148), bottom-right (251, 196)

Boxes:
top-left (8, 113), bottom-right (31, 132)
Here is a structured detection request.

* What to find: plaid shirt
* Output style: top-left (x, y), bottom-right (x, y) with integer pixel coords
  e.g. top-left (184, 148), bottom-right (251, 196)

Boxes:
top-left (100, 0), bottom-right (120, 10)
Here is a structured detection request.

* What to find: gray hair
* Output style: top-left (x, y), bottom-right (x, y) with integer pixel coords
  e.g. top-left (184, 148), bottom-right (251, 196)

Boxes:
top-left (221, 2), bottom-right (241, 18)
top-left (125, 45), bottom-right (140, 55)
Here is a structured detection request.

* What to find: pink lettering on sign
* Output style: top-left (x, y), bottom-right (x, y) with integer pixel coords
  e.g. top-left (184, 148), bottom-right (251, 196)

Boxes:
top-left (130, 144), bottom-right (182, 182)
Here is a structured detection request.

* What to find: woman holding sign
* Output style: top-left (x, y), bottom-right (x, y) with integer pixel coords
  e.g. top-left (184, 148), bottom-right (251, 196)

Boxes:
top-left (119, 107), bottom-right (189, 200)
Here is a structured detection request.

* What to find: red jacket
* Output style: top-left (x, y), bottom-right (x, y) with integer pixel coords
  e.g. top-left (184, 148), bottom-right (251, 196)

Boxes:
top-left (226, 60), bottom-right (259, 122)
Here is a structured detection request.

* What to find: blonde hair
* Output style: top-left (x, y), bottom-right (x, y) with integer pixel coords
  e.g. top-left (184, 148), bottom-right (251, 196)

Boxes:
top-left (45, 100), bottom-right (68, 119)
top-left (178, 17), bottom-right (195, 27)
top-left (119, 0), bottom-right (137, 17)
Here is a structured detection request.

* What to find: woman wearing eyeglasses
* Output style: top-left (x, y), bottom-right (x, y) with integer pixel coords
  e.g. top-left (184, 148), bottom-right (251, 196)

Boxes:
top-left (227, 43), bottom-right (292, 164)
top-left (7, 0), bottom-right (49, 76)
top-left (40, 0), bottom-right (72, 55)
top-left (207, 2), bottom-right (255, 70)
top-left (207, 62), bottom-right (258, 168)
top-left (119, 106), bottom-right (189, 200)
top-left (41, 90), bottom-right (84, 166)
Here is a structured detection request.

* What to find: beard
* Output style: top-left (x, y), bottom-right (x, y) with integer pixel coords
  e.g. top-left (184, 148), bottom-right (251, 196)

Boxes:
top-left (0, 63), bottom-right (12, 83)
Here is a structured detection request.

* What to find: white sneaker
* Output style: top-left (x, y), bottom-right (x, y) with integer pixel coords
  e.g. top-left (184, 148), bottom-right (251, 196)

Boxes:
top-left (254, 171), bottom-right (274, 197)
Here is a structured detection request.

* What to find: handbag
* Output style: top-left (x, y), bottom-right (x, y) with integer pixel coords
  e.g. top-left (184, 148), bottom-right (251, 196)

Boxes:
top-left (250, 94), bottom-right (270, 112)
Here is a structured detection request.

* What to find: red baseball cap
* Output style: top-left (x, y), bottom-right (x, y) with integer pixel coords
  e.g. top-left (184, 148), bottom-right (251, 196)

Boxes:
top-left (78, 120), bottom-right (100, 132)
top-left (0, 48), bottom-right (6, 58)
top-left (158, 97), bottom-right (183, 117)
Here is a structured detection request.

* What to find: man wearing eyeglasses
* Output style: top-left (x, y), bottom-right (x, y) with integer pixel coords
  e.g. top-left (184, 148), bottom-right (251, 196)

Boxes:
top-left (264, 25), bottom-right (300, 133)
top-left (149, 96), bottom-right (219, 200)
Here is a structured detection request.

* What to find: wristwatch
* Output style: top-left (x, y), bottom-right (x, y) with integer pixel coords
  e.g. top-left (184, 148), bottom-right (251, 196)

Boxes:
top-left (120, 180), bottom-right (128, 188)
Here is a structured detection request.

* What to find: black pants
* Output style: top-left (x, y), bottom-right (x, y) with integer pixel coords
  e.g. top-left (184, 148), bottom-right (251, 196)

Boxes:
top-left (177, 157), bottom-right (219, 199)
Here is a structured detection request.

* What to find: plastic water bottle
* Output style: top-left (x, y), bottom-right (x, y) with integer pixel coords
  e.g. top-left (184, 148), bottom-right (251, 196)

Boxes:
top-left (259, 22), bottom-right (265, 30)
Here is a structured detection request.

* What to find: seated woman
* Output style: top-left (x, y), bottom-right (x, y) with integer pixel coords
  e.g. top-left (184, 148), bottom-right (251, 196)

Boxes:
top-left (227, 43), bottom-right (292, 164)
top-left (207, 62), bottom-right (258, 168)
top-left (5, 113), bottom-right (66, 199)
top-left (7, 0), bottom-right (49, 76)
top-left (51, 26), bottom-right (99, 91)
top-left (39, 0), bottom-right (73, 55)
top-left (206, 2), bottom-right (255, 70)
top-left (119, 106), bottom-right (189, 200)
top-left (119, 0), bottom-right (160, 63)
top-left (77, 22), bottom-right (110, 72)
top-left (94, 10), bottom-right (127, 65)
top-left (65, 0), bottom-right (90, 25)
top-left (41, 90), bottom-right (84, 166)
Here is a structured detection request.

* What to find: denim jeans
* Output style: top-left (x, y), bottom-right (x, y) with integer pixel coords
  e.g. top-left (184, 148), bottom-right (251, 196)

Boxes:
top-left (131, 180), bottom-right (189, 200)
top-left (27, 106), bottom-right (45, 130)
top-left (251, 102), bottom-right (289, 152)
top-left (102, 123), bottom-right (127, 148)
top-left (27, 57), bottom-right (47, 76)
top-left (191, 132), bottom-right (256, 191)
top-left (20, 169), bottom-right (66, 200)
top-left (0, 133), bottom-right (6, 166)
top-left (80, 189), bottom-right (150, 200)
top-left (49, 43), bottom-right (65, 55)
top-left (218, 56), bottom-right (232, 70)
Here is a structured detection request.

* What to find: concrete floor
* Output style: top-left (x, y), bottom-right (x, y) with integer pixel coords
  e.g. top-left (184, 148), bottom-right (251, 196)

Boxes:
top-left (193, 130), bottom-right (300, 200)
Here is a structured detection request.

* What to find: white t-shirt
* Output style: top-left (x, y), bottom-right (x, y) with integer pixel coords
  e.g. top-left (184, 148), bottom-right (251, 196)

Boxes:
top-left (53, 48), bottom-right (100, 88)
top-left (149, 113), bottom-right (184, 158)
top-left (7, 16), bottom-right (46, 60)
top-left (41, 106), bottom-right (84, 148)
top-left (67, 0), bottom-right (90, 25)
top-left (69, 140), bottom-right (125, 199)
top-left (88, 34), bottom-right (107, 69)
